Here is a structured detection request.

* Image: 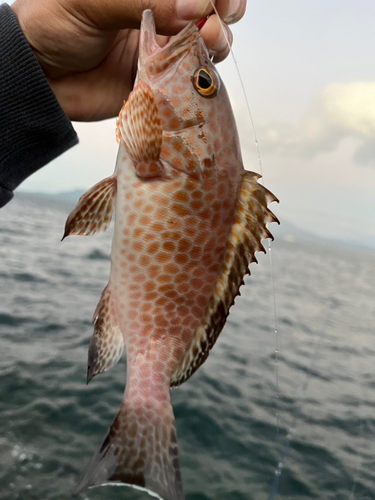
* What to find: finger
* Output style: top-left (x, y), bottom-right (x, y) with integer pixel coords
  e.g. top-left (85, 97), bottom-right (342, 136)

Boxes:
top-left (176, 0), bottom-right (216, 21)
top-left (200, 15), bottom-right (233, 63)
top-left (222, 0), bottom-right (246, 25)
top-left (63, 0), bottom-right (207, 35)
top-left (182, 0), bottom-right (246, 25)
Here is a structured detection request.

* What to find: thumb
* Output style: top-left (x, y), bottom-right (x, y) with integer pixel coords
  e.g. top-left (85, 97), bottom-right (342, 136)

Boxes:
top-left (64, 0), bottom-right (216, 35)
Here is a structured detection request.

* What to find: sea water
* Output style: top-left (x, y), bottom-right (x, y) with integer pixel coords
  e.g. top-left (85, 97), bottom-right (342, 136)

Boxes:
top-left (1, 192), bottom-right (374, 500)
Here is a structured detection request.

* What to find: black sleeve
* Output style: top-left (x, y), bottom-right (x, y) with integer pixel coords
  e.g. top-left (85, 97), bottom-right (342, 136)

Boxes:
top-left (0, 4), bottom-right (78, 208)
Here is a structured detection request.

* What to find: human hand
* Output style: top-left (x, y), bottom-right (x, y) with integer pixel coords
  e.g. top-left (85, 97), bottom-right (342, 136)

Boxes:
top-left (11, 0), bottom-right (246, 122)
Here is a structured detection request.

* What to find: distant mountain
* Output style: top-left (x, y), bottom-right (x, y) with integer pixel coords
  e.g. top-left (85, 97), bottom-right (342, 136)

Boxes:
top-left (271, 218), bottom-right (375, 251)
top-left (27, 189), bottom-right (85, 203)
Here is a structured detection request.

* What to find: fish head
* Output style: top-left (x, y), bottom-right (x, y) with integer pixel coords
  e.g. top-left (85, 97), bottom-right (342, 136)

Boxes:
top-left (136, 9), bottom-right (243, 180)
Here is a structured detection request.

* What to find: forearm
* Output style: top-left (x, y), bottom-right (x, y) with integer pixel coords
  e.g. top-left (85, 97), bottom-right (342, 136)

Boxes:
top-left (0, 4), bottom-right (78, 208)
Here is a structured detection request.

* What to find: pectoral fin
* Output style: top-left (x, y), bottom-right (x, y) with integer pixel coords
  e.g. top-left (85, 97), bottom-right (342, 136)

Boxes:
top-left (62, 176), bottom-right (116, 239)
top-left (116, 80), bottom-right (164, 178)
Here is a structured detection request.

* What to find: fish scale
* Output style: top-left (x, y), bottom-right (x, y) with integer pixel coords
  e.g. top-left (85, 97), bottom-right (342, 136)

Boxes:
top-left (64, 9), bottom-right (278, 500)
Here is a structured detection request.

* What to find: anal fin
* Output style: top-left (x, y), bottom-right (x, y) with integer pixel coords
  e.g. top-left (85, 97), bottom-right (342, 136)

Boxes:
top-left (62, 176), bottom-right (116, 239)
top-left (87, 285), bottom-right (124, 384)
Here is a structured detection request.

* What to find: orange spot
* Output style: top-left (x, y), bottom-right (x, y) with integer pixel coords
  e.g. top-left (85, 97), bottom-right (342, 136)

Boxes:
top-left (178, 239), bottom-right (190, 253)
top-left (151, 194), bottom-right (168, 205)
top-left (164, 263), bottom-right (178, 274)
top-left (166, 218), bottom-right (180, 231)
top-left (203, 254), bottom-right (213, 266)
top-left (143, 233), bottom-right (155, 242)
top-left (173, 157), bottom-right (182, 168)
top-left (191, 200), bottom-right (203, 211)
top-left (170, 96), bottom-right (180, 107)
top-left (161, 145), bottom-right (171, 158)
top-left (165, 290), bottom-right (178, 300)
top-left (155, 208), bottom-right (167, 220)
top-left (173, 191), bottom-right (188, 203)
top-left (199, 208), bottom-right (211, 220)
top-left (173, 140), bottom-right (182, 152)
top-left (134, 198), bottom-right (143, 209)
top-left (127, 213), bottom-right (136, 226)
top-left (177, 305), bottom-right (190, 318)
top-left (155, 315), bottom-right (168, 328)
top-left (156, 252), bottom-right (170, 263)
top-left (157, 274), bottom-right (171, 284)
top-left (171, 204), bottom-right (190, 217)
top-left (155, 297), bottom-right (168, 307)
top-left (149, 162), bottom-right (159, 174)
top-left (194, 146), bottom-right (202, 157)
top-left (147, 242), bottom-right (159, 254)
top-left (139, 215), bottom-right (150, 226)
top-left (169, 117), bottom-right (180, 129)
top-left (133, 228), bottom-right (144, 238)
top-left (188, 159), bottom-right (197, 170)
top-left (176, 273), bottom-right (189, 283)
top-left (144, 281), bottom-right (155, 292)
top-left (191, 246), bottom-right (201, 259)
top-left (162, 108), bottom-right (172, 118)
top-left (150, 222), bottom-right (163, 232)
top-left (173, 85), bottom-right (184, 94)
top-left (175, 253), bottom-right (188, 265)
top-left (149, 265), bottom-right (159, 278)
top-left (132, 241), bottom-right (143, 252)
top-left (163, 241), bottom-right (175, 252)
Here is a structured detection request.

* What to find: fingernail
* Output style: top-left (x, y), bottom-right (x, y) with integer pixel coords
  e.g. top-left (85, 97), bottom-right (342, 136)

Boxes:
top-left (176, 0), bottom-right (210, 21)
top-left (223, 0), bottom-right (246, 24)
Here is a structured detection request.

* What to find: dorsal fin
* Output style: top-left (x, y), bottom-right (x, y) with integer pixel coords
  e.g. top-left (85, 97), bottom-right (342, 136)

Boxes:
top-left (170, 171), bottom-right (279, 387)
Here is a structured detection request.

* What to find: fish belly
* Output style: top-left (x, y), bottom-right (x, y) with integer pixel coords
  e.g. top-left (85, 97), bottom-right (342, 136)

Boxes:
top-left (110, 151), bottom-right (239, 376)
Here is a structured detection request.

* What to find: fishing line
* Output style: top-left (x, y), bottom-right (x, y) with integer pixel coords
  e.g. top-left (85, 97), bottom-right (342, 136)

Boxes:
top-left (208, 0), bottom-right (281, 443)
top-left (266, 330), bottom-right (320, 500)
top-left (267, 293), bottom-right (338, 500)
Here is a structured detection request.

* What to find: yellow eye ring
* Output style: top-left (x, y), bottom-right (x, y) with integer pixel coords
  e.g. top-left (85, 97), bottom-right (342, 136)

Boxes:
top-left (192, 68), bottom-right (217, 98)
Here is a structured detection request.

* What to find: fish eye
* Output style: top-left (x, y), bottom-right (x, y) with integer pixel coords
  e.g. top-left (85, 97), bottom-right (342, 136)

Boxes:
top-left (192, 68), bottom-right (217, 98)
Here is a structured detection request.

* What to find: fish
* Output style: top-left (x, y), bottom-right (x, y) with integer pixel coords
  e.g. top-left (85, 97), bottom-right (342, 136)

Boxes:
top-left (63, 9), bottom-right (279, 500)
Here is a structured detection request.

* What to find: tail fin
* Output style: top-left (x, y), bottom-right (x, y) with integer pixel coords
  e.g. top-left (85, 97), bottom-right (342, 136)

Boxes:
top-left (74, 397), bottom-right (184, 500)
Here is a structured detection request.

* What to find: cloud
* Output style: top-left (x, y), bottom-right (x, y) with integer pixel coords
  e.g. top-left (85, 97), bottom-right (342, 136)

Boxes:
top-left (255, 82), bottom-right (375, 167)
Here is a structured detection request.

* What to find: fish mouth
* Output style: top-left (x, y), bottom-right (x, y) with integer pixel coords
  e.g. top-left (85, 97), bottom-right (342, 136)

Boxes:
top-left (140, 11), bottom-right (205, 134)
top-left (139, 9), bottom-right (199, 65)
top-left (139, 10), bottom-right (160, 62)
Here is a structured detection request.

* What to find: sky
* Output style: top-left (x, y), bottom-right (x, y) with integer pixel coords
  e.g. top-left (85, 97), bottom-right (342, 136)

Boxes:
top-left (5, 0), bottom-right (375, 246)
